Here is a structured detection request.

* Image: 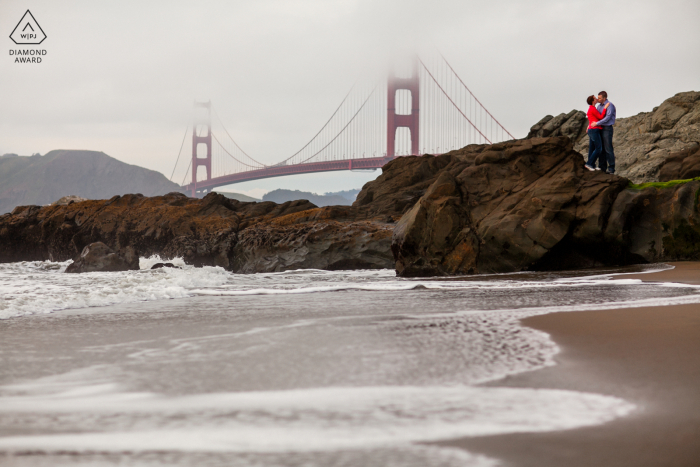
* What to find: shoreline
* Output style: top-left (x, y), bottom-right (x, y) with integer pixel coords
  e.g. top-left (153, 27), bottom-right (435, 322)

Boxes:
top-left (437, 262), bottom-right (700, 466)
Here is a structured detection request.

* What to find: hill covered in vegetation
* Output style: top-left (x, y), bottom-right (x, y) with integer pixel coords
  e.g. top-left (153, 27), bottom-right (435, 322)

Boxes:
top-left (0, 150), bottom-right (180, 214)
top-left (262, 189), bottom-right (359, 207)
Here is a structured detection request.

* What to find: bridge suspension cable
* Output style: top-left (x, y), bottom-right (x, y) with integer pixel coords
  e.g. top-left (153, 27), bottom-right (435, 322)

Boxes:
top-left (298, 84), bottom-right (378, 164)
top-left (275, 81), bottom-right (358, 166)
top-left (418, 57), bottom-right (492, 144)
top-left (417, 53), bottom-right (514, 153)
top-left (180, 157), bottom-right (192, 187)
top-left (169, 126), bottom-right (189, 181)
top-left (181, 51), bottom-right (515, 194)
top-left (439, 52), bottom-right (515, 140)
top-left (212, 106), bottom-right (266, 168)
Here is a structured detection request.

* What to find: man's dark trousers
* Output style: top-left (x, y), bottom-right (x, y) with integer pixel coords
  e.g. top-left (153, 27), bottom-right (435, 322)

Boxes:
top-left (601, 125), bottom-right (615, 173)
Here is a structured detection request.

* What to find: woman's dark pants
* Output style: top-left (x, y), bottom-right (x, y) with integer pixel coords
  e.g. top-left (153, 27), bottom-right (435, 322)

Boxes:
top-left (587, 130), bottom-right (604, 169)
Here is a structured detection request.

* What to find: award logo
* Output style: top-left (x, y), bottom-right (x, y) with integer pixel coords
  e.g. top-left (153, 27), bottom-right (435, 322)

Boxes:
top-left (10, 10), bottom-right (46, 45)
top-left (9, 10), bottom-right (47, 64)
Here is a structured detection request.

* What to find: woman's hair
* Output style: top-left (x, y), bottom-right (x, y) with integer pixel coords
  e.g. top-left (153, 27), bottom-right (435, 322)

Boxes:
top-left (587, 95), bottom-right (596, 106)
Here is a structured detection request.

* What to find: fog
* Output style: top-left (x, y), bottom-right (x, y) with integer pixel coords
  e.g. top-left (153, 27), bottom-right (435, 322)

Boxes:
top-left (1, 0), bottom-right (698, 197)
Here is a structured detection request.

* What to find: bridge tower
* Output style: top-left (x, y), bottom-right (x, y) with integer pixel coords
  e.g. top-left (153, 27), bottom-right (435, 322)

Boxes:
top-left (191, 101), bottom-right (212, 197)
top-left (387, 58), bottom-right (420, 157)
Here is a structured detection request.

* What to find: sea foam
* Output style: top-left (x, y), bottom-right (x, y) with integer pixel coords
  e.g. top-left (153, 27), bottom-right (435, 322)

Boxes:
top-left (0, 377), bottom-right (634, 453)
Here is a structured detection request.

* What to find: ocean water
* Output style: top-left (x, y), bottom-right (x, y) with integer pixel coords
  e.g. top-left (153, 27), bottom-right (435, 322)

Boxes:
top-left (1, 258), bottom-right (699, 466)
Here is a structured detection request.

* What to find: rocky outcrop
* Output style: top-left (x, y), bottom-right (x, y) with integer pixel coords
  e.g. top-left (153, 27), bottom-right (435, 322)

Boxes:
top-left (0, 191), bottom-right (395, 272)
top-left (528, 91), bottom-right (700, 183)
top-left (2, 136), bottom-right (700, 276)
top-left (386, 137), bottom-right (700, 276)
top-left (386, 137), bottom-right (633, 275)
top-left (391, 171), bottom-right (478, 276)
top-left (52, 195), bottom-right (88, 206)
top-left (65, 242), bottom-right (139, 273)
top-left (527, 110), bottom-right (588, 143)
top-left (230, 209), bottom-right (393, 273)
top-left (604, 180), bottom-right (700, 262)
top-left (657, 145), bottom-right (700, 182)
top-left (151, 263), bottom-right (180, 269)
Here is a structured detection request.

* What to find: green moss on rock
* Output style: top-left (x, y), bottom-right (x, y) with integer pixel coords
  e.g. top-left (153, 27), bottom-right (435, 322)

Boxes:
top-left (628, 177), bottom-right (700, 191)
top-left (662, 219), bottom-right (700, 260)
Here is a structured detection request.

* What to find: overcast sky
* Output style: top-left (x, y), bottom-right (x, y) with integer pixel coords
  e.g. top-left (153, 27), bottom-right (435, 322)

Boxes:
top-left (1, 0), bottom-right (698, 198)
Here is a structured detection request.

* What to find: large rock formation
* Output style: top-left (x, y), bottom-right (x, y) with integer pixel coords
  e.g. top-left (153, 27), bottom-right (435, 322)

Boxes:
top-left (391, 171), bottom-right (479, 276)
top-left (528, 91), bottom-right (700, 183)
top-left (0, 192), bottom-right (394, 272)
top-left (2, 136), bottom-right (699, 276)
top-left (387, 138), bottom-right (627, 275)
top-left (387, 137), bottom-right (700, 276)
top-left (657, 145), bottom-right (700, 182)
top-left (65, 242), bottom-right (139, 273)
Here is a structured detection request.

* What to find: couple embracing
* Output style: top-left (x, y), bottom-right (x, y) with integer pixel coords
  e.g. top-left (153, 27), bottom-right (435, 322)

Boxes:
top-left (584, 91), bottom-right (616, 174)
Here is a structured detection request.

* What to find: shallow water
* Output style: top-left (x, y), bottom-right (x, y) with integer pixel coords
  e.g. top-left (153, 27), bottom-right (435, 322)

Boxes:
top-left (0, 260), bottom-right (698, 466)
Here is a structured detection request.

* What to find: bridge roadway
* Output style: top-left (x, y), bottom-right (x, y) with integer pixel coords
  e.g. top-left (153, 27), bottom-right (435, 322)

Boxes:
top-left (183, 155), bottom-right (396, 196)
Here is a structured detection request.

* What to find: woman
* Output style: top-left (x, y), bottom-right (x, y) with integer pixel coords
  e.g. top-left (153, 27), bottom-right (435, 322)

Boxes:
top-left (584, 95), bottom-right (609, 171)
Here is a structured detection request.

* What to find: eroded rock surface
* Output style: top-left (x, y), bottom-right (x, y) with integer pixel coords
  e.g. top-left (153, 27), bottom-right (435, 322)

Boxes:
top-left (604, 180), bottom-right (700, 262)
top-left (384, 137), bottom-right (634, 275)
top-left (528, 91), bottom-right (700, 183)
top-left (0, 192), bottom-right (394, 272)
top-left (391, 171), bottom-right (478, 276)
top-left (65, 242), bottom-right (138, 273)
top-left (527, 110), bottom-right (588, 143)
top-left (384, 139), bottom-right (700, 276)
top-left (657, 145), bottom-right (700, 182)
top-left (52, 195), bottom-right (88, 206)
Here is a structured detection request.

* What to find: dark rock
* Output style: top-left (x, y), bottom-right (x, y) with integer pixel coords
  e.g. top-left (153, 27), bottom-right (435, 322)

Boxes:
top-left (392, 171), bottom-right (478, 276)
top-left (387, 137), bottom-right (631, 275)
top-left (230, 213), bottom-right (394, 273)
top-left (65, 242), bottom-right (139, 273)
top-left (658, 145), bottom-right (700, 181)
top-left (151, 262), bottom-right (180, 269)
top-left (604, 180), bottom-right (700, 262)
top-left (354, 153), bottom-right (453, 218)
top-left (0, 190), bottom-right (394, 273)
top-left (527, 110), bottom-right (587, 142)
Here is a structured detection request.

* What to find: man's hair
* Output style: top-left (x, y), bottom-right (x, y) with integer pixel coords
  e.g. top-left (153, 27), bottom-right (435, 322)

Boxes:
top-left (587, 95), bottom-right (596, 105)
top-left (598, 91), bottom-right (608, 99)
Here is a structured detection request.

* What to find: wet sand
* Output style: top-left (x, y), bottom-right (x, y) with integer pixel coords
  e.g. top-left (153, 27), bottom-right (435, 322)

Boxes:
top-left (439, 262), bottom-right (700, 467)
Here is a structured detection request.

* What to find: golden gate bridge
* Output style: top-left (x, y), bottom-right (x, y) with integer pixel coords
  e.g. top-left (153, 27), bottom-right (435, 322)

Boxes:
top-left (171, 54), bottom-right (515, 197)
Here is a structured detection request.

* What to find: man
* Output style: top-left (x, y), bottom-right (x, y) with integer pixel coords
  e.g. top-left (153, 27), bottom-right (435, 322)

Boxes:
top-left (591, 91), bottom-right (616, 174)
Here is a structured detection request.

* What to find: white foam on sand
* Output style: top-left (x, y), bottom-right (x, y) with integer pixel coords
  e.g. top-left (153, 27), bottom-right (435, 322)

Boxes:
top-left (0, 259), bottom-right (229, 319)
top-left (0, 378), bottom-right (634, 455)
top-left (1, 263), bottom-right (675, 465)
top-left (3, 259), bottom-right (695, 320)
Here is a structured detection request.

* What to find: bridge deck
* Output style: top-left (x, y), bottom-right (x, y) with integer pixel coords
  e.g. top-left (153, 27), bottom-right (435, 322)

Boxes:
top-left (183, 155), bottom-right (397, 195)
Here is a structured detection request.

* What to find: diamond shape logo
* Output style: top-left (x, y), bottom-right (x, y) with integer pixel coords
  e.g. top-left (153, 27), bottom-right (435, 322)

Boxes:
top-left (10, 10), bottom-right (46, 45)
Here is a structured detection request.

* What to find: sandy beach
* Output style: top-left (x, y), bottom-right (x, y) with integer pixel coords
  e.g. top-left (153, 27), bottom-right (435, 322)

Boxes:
top-left (440, 262), bottom-right (700, 466)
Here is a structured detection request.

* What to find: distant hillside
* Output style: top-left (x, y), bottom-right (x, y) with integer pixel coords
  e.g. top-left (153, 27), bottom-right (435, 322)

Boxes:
top-left (214, 191), bottom-right (261, 202)
top-left (0, 150), bottom-right (181, 214)
top-left (262, 189), bottom-right (360, 207)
